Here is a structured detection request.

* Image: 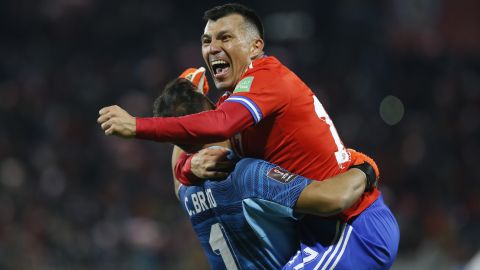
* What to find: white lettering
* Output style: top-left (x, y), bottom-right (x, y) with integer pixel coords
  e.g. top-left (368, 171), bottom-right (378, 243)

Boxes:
top-left (313, 96), bottom-right (349, 168)
top-left (206, 189), bottom-right (217, 207)
top-left (184, 197), bottom-right (193, 216)
top-left (186, 189), bottom-right (218, 216)
top-left (197, 191), bottom-right (209, 211)
top-left (191, 194), bottom-right (201, 213)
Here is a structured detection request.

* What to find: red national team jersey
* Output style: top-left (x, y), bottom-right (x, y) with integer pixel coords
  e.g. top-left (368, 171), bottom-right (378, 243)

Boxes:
top-left (136, 56), bottom-right (380, 220)
top-left (223, 56), bottom-right (379, 220)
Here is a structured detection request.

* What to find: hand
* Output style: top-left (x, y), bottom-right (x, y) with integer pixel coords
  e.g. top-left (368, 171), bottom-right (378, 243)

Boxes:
top-left (348, 149), bottom-right (379, 179)
top-left (348, 148), bottom-right (379, 191)
top-left (97, 105), bottom-right (136, 138)
top-left (190, 147), bottom-right (235, 179)
top-left (179, 67), bottom-right (209, 94)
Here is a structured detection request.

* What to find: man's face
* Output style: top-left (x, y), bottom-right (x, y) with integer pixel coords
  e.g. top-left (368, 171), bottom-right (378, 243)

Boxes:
top-left (201, 14), bottom-right (253, 91)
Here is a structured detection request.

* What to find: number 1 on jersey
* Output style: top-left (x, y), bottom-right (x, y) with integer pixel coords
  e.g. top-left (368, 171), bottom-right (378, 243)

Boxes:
top-left (312, 96), bottom-right (350, 167)
top-left (209, 223), bottom-right (239, 270)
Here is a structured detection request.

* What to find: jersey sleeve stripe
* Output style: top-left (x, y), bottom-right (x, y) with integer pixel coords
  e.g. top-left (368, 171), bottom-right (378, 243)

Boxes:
top-left (313, 223), bottom-right (352, 270)
top-left (225, 96), bottom-right (263, 124)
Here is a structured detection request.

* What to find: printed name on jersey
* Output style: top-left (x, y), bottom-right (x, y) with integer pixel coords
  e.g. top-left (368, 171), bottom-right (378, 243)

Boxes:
top-left (266, 167), bottom-right (298, 184)
top-left (233, 76), bottom-right (254, 93)
top-left (184, 188), bottom-right (217, 216)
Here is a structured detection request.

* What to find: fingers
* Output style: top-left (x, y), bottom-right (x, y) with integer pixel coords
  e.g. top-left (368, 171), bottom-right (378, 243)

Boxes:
top-left (97, 105), bottom-right (135, 138)
top-left (97, 105), bottom-right (119, 135)
top-left (190, 148), bottom-right (235, 178)
top-left (97, 113), bottom-right (110, 124)
top-left (98, 105), bottom-right (123, 118)
top-left (97, 105), bottom-right (116, 124)
top-left (105, 125), bottom-right (115, 136)
top-left (200, 147), bottom-right (230, 158)
top-left (98, 105), bottom-right (117, 116)
top-left (98, 107), bottom-right (109, 115)
top-left (99, 118), bottom-right (115, 135)
top-left (100, 119), bottom-right (112, 130)
top-left (200, 149), bottom-right (234, 169)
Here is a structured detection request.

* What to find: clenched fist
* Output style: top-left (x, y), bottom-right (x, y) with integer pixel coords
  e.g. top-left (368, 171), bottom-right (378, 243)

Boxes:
top-left (97, 105), bottom-right (136, 138)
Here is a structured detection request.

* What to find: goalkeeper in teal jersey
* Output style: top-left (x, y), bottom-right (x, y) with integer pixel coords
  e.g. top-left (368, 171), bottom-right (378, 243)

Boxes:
top-left (178, 157), bottom-right (311, 269)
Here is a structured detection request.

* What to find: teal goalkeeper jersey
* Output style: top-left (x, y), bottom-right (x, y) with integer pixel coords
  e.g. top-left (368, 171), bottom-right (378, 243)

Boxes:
top-left (178, 158), bottom-right (312, 270)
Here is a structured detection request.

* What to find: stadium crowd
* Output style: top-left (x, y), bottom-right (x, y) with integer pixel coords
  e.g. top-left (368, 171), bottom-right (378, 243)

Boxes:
top-left (0, 0), bottom-right (478, 269)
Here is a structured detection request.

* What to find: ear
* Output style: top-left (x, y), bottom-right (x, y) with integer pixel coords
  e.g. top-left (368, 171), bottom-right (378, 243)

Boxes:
top-left (249, 38), bottom-right (265, 59)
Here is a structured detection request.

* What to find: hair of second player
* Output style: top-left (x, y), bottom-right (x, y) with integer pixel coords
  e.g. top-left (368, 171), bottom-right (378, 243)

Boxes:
top-left (153, 78), bottom-right (216, 118)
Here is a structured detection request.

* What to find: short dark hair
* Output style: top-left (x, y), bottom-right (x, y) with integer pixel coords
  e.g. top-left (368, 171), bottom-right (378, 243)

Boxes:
top-left (153, 78), bottom-right (216, 118)
top-left (203, 3), bottom-right (264, 39)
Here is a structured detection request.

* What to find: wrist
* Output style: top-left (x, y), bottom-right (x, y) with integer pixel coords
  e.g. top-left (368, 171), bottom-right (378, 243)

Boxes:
top-left (350, 162), bottom-right (377, 192)
top-left (179, 154), bottom-right (203, 185)
top-left (135, 117), bottom-right (162, 140)
top-left (135, 117), bottom-right (147, 138)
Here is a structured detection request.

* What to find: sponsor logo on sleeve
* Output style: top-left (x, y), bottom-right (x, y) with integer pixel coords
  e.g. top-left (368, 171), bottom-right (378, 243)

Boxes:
top-left (233, 76), bottom-right (254, 93)
top-left (266, 167), bottom-right (298, 184)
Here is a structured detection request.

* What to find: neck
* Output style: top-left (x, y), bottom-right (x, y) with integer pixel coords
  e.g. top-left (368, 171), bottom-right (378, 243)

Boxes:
top-left (251, 52), bottom-right (265, 60)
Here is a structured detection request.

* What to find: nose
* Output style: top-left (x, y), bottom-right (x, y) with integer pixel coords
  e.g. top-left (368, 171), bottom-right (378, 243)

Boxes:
top-left (208, 40), bottom-right (222, 55)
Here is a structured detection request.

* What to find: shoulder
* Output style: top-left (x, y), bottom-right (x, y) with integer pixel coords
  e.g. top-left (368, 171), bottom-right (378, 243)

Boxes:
top-left (245, 56), bottom-right (284, 78)
top-left (230, 158), bottom-right (266, 180)
top-left (233, 57), bottom-right (289, 94)
top-left (228, 159), bottom-right (271, 189)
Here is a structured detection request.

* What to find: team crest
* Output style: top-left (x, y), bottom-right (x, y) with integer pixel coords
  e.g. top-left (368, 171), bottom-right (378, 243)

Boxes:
top-left (233, 76), bottom-right (254, 93)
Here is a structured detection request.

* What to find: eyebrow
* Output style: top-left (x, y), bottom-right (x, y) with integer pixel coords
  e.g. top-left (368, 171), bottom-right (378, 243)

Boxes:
top-left (200, 30), bottom-right (231, 42)
top-left (216, 30), bottom-right (230, 37)
top-left (200, 34), bottom-right (210, 41)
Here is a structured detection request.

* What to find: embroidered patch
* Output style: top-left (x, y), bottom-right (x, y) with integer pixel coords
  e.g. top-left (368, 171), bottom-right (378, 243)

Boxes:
top-left (266, 166), bottom-right (298, 184)
top-left (233, 76), bottom-right (254, 93)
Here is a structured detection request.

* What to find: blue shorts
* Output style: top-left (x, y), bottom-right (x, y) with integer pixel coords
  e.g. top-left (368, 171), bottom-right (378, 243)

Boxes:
top-left (283, 195), bottom-right (400, 270)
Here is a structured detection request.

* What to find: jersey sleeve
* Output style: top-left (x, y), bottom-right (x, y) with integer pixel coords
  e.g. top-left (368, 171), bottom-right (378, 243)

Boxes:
top-left (224, 70), bottom-right (290, 124)
top-left (174, 152), bottom-right (203, 186)
top-left (230, 158), bottom-right (312, 210)
top-left (177, 185), bottom-right (188, 212)
top-left (136, 102), bottom-right (254, 143)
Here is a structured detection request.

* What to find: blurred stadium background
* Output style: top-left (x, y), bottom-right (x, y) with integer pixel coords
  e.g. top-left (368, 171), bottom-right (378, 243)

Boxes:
top-left (0, 0), bottom-right (479, 269)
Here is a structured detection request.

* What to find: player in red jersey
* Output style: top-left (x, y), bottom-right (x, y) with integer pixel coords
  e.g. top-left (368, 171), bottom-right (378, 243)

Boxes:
top-left (98, 4), bottom-right (377, 221)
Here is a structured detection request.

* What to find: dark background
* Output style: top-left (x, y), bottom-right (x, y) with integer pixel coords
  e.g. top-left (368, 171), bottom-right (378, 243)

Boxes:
top-left (0, 0), bottom-right (479, 269)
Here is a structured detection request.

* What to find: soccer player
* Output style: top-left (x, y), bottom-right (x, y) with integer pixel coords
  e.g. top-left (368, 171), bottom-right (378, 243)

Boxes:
top-left (97, 3), bottom-right (399, 269)
top-left (97, 2), bottom-right (376, 218)
top-left (154, 78), bottom-right (379, 269)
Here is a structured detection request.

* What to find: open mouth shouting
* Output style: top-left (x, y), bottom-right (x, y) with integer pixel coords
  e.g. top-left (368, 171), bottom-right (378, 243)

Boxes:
top-left (210, 59), bottom-right (231, 80)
